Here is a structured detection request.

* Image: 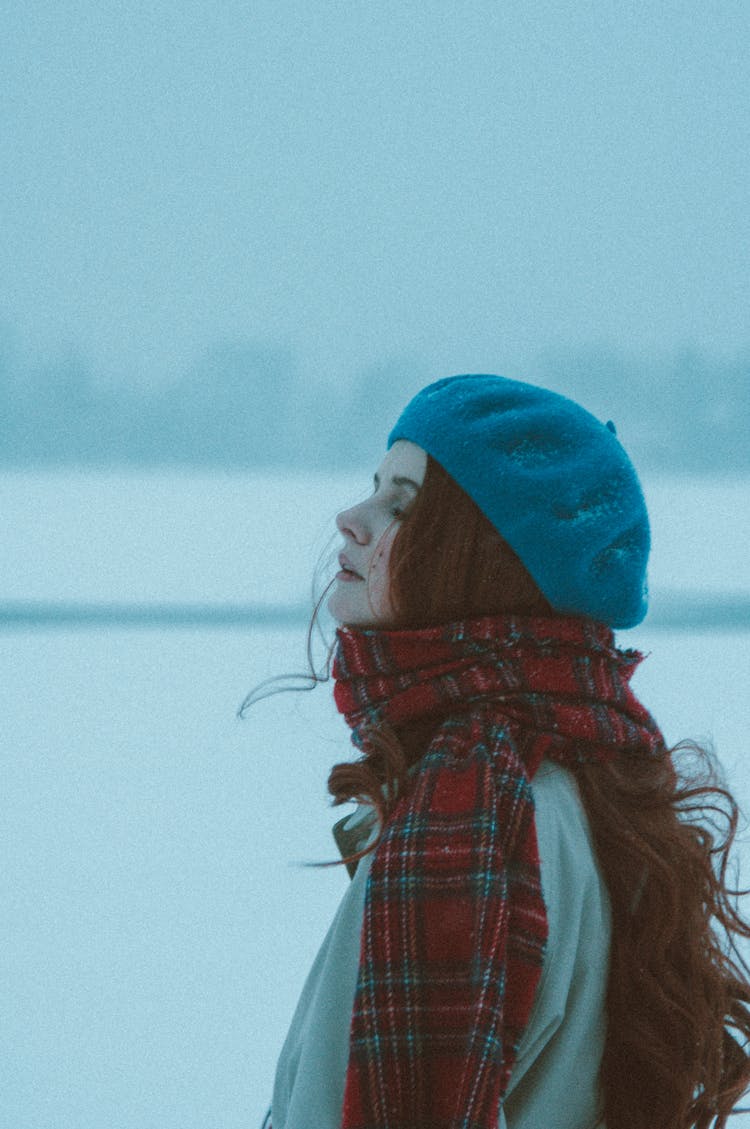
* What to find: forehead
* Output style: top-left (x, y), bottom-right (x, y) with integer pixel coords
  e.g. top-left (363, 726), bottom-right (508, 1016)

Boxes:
top-left (377, 439), bottom-right (427, 485)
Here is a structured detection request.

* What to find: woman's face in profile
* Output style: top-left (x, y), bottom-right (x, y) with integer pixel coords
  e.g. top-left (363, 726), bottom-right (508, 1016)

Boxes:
top-left (328, 439), bottom-right (427, 628)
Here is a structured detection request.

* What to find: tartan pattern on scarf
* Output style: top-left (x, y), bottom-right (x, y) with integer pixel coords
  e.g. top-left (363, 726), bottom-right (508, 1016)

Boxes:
top-left (330, 612), bottom-right (665, 1129)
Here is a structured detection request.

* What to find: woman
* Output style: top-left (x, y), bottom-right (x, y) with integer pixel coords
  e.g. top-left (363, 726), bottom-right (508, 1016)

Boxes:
top-left (248, 373), bottom-right (750, 1129)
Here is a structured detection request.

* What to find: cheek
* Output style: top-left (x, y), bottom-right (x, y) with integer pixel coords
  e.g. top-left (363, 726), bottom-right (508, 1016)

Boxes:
top-left (366, 528), bottom-right (398, 607)
top-left (370, 527), bottom-right (396, 575)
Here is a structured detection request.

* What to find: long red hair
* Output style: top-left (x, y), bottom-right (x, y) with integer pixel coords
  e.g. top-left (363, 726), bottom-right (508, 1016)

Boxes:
top-left (321, 454), bottom-right (750, 1129)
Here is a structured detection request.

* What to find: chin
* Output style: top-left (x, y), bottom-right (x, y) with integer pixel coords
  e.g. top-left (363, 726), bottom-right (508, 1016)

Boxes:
top-left (327, 588), bottom-right (361, 626)
top-left (327, 578), bottom-right (393, 628)
top-left (327, 594), bottom-right (374, 628)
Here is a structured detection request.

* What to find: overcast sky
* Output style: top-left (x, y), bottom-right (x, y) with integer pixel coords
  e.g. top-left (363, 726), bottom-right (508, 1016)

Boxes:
top-left (2, 0), bottom-right (748, 393)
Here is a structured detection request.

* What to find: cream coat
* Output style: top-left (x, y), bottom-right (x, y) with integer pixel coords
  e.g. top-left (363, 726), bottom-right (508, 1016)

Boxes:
top-left (270, 759), bottom-right (611, 1129)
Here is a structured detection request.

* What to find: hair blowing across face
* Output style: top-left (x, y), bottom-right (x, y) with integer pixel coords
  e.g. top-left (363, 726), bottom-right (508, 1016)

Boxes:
top-left (324, 454), bottom-right (750, 1129)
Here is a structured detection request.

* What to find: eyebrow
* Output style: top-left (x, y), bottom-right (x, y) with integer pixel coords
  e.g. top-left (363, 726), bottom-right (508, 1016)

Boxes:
top-left (373, 472), bottom-right (421, 492)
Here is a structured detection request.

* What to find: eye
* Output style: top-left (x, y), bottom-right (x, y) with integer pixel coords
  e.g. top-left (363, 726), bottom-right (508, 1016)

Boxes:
top-left (370, 482), bottom-right (410, 520)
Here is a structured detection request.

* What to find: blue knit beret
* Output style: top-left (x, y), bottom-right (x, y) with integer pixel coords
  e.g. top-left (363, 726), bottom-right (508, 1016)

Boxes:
top-left (387, 373), bottom-right (650, 629)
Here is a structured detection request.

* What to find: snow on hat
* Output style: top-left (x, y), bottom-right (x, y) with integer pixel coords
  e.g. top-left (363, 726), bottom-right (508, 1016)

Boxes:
top-left (387, 373), bottom-right (650, 629)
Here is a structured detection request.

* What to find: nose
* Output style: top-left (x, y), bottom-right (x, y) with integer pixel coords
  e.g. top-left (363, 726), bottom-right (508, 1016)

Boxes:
top-left (336, 502), bottom-right (370, 544)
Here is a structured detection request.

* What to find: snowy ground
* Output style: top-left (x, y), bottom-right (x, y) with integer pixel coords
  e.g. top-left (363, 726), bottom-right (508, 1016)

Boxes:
top-left (2, 470), bottom-right (750, 1128)
top-left (1, 468), bottom-right (749, 607)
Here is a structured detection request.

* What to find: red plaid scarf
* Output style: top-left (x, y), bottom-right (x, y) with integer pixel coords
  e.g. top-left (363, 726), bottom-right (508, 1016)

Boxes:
top-left (330, 612), bottom-right (665, 1129)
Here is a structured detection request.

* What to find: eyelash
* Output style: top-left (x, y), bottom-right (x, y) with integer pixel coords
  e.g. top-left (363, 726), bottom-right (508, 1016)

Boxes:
top-left (371, 487), bottom-right (407, 520)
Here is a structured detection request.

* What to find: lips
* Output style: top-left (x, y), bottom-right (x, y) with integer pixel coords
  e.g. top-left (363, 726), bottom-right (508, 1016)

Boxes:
top-left (338, 553), bottom-right (363, 579)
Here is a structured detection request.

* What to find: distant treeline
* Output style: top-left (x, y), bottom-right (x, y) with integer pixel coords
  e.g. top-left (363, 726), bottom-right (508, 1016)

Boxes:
top-left (1, 330), bottom-right (748, 472)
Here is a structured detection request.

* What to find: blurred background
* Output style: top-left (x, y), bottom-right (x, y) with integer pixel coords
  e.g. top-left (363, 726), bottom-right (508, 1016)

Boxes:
top-left (2, 2), bottom-right (749, 1127)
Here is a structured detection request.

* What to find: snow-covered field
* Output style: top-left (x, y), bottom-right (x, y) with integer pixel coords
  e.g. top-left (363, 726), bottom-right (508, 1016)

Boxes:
top-left (1, 468), bottom-right (749, 606)
top-left (2, 469), bottom-right (750, 1129)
